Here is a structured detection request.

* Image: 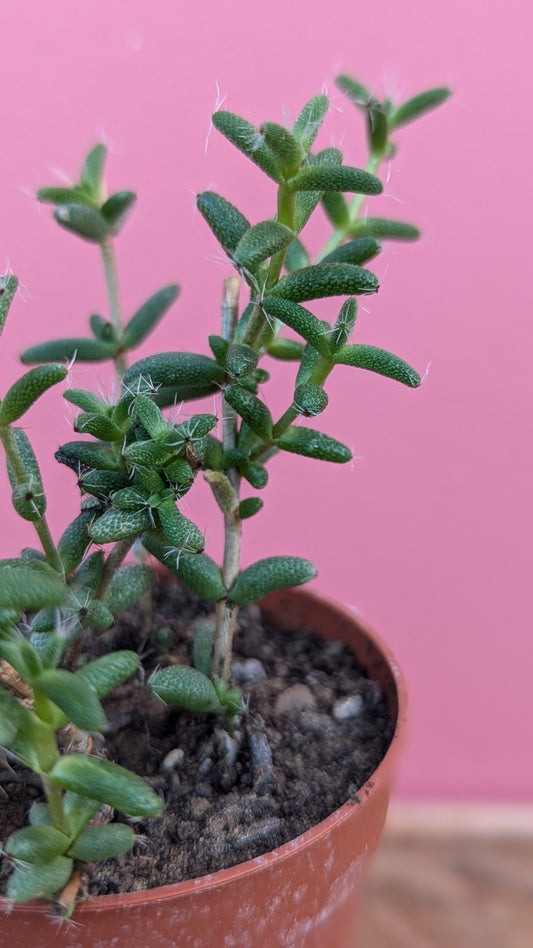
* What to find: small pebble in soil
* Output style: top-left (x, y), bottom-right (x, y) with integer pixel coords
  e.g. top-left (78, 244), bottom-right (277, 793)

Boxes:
top-left (274, 683), bottom-right (317, 715)
top-left (160, 748), bottom-right (185, 772)
top-left (332, 694), bottom-right (364, 720)
top-left (231, 658), bottom-right (267, 685)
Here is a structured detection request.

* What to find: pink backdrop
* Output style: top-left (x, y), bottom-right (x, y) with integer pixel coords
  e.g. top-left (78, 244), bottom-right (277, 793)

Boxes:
top-left (0, 0), bottom-right (530, 801)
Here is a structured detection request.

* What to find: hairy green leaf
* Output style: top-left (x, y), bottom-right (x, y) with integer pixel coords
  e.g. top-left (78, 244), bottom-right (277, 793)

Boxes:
top-left (389, 87), bottom-right (451, 130)
top-left (142, 534), bottom-right (226, 601)
top-left (49, 754), bottom-right (162, 817)
top-left (274, 426), bottom-right (352, 463)
top-left (349, 218), bottom-right (420, 241)
top-left (334, 344), bottom-right (421, 386)
top-left (0, 273), bottom-right (19, 337)
top-left (150, 665), bottom-right (221, 713)
top-left (21, 337), bottom-right (115, 364)
top-left (0, 559), bottom-right (66, 610)
top-left (292, 94), bottom-right (329, 152)
top-left (233, 220), bottom-right (294, 272)
top-left (57, 510), bottom-right (94, 574)
top-left (0, 364), bottom-right (67, 425)
top-left (229, 556), bottom-right (317, 606)
top-left (101, 565), bottom-right (153, 615)
top-left (271, 262), bottom-right (378, 301)
top-left (261, 296), bottom-right (332, 356)
top-left (224, 386), bottom-right (272, 439)
top-left (90, 507), bottom-right (153, 544)
top-left (67, 824), bottom-right (135, 863)
top-left (212, 111), bottom-right (283, 183)
top-left (122, 285), bottom-right (180, 350)
top-left (77, 651), bottom-right (140, 698)
top-left (54, 203), bottom-right (111, 242)
top-left (321, 237), bottom-right (381, 266)
top-left (123, 352), bottom-right (225, 402)
top-left (288, 165), bottom-right (382, 195)
top-left (100, 190), bottom-right (137, 232)
top-left (6, 856), bottom-right (73, 904)
top-left (5, 825), bottom-right (69, 864)
top-left (34, 668), bottom-right (106, 732)
top-left (197, 191), bottom-right (250, 254)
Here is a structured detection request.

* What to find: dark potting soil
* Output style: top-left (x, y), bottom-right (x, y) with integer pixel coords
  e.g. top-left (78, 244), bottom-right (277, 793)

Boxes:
top-left (0, 577), bottom-right (393, 898)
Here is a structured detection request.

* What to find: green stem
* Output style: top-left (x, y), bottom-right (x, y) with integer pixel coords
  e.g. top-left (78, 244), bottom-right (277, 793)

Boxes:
top-left (317, 152), bottom-right (382, 261)
top-left (0, 425), bottom-right (63, 573)
top-left (214, 278), bottom-right (242, 682)
top-left (241, 185), bottom-right (296, 349)
top-left (100, 237), bottom-right (127, 378)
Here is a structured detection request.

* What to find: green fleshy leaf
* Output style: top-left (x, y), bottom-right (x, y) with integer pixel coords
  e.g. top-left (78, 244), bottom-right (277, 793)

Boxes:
top-left (259, 122), bottom-right (304, 177)
top-left (79, 470), bottom-right (130, 499)
top-left (203, 470), bottom-right (239, 514)
top-left (224, 386), bottom-right (272, 440)
top-left (335, 74), bottom-right (371, 107)
top-left (238, 497), bottom-right (263, 520)
top-left (321, 237), bottom-right (381, 266)
top-left (100, 190), bottom-right (137, 232)
top-left (37, 186), bottom-right (95, 208)
top-left (212, 111), bottom-right (283, 183)
top-left (288, 165), bottom-right (382, 195)
top-left (28, 802), bottom-right (52, 827)
top-left (84, 600), bottom-right (115, 630)
top-left (192, 618), bottom-right (215, 676)
top-left (64, 388), bottom-right (108, 413)
top-left (54, 203), bottom-right (111, 242)
top-left (284, 237), bottom-right (310, 272)
top-left (266, 337), bottom-right (305, 361)
top-left (0, 559), bottom-right (66, 611)
top-left (349, 218), bottom-right (420, 241)
top-left (74, 412), bottom-right (123, 442)
top-left (225, 344), bottom-right (259, 380)
top-left (57, 510), bottom-right (94, 574)
top-left (80, 143), bottom-right (107, 200)
top-left (0, 274), bottom-right (19, 337)
top-left (157, 503), bottom-right (205, 552)
top-left (134, 394), bottom-right (168, 439)
top-left (89, 313), bottom-right (115, 342)
top-left (330, 298), bottom-right (358, 350)
top-left (76, 651), bottom-right (140, 698)
top-left (197, 191), bottom-right (250, 254)
top-left (123, 439), bottom-right (173, 467)
top-left (101, 564), bottom-right (153, 614)
top-left (333, 344), bottom-right (421, 386)
top-left (238, 459), bottom-right (268, 489)
top-left (229, 556), bottom-right (317, 606)
top-left (292, 383), bottom-right (328, 417)
top-left (6, 856), bottom-right (73, 904)
top-left (274, 426), bottom-right (352, 463)
top-left (123, 352), bottom-right (225, 402)
top-left (6, 429), bottom-right (47, 522)
top-left (0, 364), bottom-right (67, 425)
top-left (67, 824), bottom-right (135, 863)
top-left (70, 550), bottom-right (104, 593)
top-left (56, 439), bottom-right (124, 474)
top-left (5, 825), bottom-right (69, 864)
top-left (389, 87), bottom-right (452, 130)
top-left (49, 754), bottom-right (163, 817)
top-left (233, 220), bottom-right (294, 273)
top-left (150, 665), bottom-right (221, 713)
top-left (34, 668), bottom-right (106, 731)
top-left (21, 337), bottom-right (115, 364)
top-left (90, 507), bottom-right (153, 544)
top-left (321, 191), bottom-right (350, 228)
top-left (261, 296), bottom-right (332, 357)
top-left (271, 263), bottom-right (378, 301)
top-left (292, 94), bottom-right (329, 152)
top-left (63, 791), bottom-right (100, 838)
top-left (142, 534), bottom-right (226, 602)
top-left (122, 285), bottom-right (180, 350)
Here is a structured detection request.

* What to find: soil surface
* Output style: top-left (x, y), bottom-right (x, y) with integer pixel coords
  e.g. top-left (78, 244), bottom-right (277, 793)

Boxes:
top-left (0, 577), bottom-right (393, 898)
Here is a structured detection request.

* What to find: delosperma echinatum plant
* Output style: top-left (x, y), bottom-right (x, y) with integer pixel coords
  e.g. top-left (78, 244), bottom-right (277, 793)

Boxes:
top-left (0, 75), bottom-right (450, 910)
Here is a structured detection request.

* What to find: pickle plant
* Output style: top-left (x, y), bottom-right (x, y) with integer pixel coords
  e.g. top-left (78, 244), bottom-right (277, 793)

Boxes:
top-left (0, 75), bottom-right (449, 908)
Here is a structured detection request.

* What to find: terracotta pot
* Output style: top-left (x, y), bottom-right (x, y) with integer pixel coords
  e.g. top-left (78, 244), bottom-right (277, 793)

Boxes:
top-left (3, 587), bottom-right (406, 948)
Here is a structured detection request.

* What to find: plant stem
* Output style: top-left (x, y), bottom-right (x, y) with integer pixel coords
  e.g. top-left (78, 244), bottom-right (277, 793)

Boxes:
top-left (0, 425), bottom-right (63, 573)
top-left (241, 185), bottom-right (296, 349)
top-left (214, 277), bottom-right (242, 682)
top-left (100, 236), bottom-right (127, 378)
top-left (317, 152), bottom-right (382, 261)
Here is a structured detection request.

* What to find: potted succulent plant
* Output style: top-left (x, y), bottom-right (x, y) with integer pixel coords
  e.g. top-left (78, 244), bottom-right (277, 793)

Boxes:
top-left (0, 75), bottom-right (449, 946)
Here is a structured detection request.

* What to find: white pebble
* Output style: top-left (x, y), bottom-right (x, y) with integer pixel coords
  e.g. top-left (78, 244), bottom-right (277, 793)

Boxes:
top-left (333, 694), bottom-right (364, 720)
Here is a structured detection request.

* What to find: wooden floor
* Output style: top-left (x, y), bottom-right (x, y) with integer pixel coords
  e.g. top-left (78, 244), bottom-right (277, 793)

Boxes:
top-left (356, 805), bottom-right (533, 948)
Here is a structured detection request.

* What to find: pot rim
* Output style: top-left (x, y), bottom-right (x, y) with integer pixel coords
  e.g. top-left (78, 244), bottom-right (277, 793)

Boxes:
top-left (7, 585), bottom-right (406, 915)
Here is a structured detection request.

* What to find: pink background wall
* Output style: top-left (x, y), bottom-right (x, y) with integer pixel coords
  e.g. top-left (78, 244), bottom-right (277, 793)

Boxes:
top-left (0, 0), bottom-right (530, 801)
